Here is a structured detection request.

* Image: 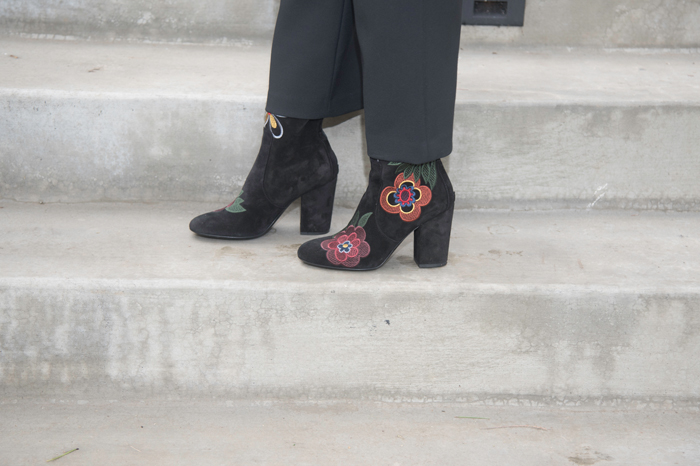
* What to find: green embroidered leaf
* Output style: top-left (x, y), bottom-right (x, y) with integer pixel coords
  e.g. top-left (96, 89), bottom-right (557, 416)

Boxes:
top-left (225, 190), bottom-right (246, 213)
top-left (226, 198), bottom-right (246, 213)
top-left (357, 212), bottom-right (373, 228)
top-left (391, 162), bottom-right (410, 176)
top-left (423, 162), bottom-right (437, 189)
top-left (391, 161), bottom-right (437, 188)
top-left (349, 210), bottom-right (360, 227)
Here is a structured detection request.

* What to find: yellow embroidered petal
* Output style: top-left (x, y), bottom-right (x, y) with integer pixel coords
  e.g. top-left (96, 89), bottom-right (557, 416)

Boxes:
top-left (270, 116), bottom-right (278, 129)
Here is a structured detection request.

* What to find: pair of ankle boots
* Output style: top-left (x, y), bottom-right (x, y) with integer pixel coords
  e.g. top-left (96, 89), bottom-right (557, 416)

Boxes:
top-left (189, 114), bottom-right (455, 271)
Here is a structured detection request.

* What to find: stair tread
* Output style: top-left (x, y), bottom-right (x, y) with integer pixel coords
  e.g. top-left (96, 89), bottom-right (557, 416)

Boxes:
top-left (1, 200), bottom-right (697, 290)
top-left (1, 38), bottom-right (699, 104)
top-left (1, 401), bottom-right (698, 466)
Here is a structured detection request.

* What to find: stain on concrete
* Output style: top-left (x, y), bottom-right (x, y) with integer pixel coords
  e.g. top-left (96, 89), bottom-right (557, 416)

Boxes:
top-left (395, 256), bottom-right (414, 266)
top-left (487, 250), bottom-right (523, 257)
top-left (487, 225), bottom-right (517, 236)
top-left (275, 243), bottom-right (302, 253)
top-left (568, 445), bottom-right (614, 464)
top-left (215, 246), bottom-right (255, 260)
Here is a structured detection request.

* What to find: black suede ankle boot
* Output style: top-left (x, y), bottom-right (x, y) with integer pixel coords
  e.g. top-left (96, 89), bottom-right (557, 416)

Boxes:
top-left (189, 114), bottom-right (339, 239)
top-left (297, 158), bottom-right (455, 271)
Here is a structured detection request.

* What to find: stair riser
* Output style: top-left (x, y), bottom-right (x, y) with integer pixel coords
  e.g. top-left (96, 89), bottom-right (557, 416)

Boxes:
top-left (453, 103), bottom-right (700, 211)
top-left (2, 0), bottom-right (700, 48)
top-left (461, 0), bottom-right (700, 48)
top-left (2, 280), bottom-right (699, 405)
top-left (2, 92), bottom-right (700, 210)
top-left (0, 0), bottom-right (279, 44)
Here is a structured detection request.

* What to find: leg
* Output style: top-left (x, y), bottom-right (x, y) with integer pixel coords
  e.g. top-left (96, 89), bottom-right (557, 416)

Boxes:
top-left (266, 0), bottom-right (363, 119)
top-left (297, 0), bottom-right (462, 270)
top-left (190, 0), bottom-right (361, 239)
top-left (354, 0), bottom-right (463, 163)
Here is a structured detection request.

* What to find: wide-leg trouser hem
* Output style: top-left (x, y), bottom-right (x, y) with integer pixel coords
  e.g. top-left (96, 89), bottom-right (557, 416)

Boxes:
top-left (265, 92), bottom-right (364, 120)
top-left (367, 133), bottom-right (453, 164)
top-left (266, 0), bottom-right (462, 164)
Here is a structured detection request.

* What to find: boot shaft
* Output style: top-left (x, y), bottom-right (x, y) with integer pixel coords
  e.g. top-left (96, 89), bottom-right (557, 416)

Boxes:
top-left (258, 114), bottom-right (338, 208)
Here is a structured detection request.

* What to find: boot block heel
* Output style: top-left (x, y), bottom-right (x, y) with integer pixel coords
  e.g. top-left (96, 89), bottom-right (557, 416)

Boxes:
top-left (300, 177), bottom-right (337, 235)
top-left (413, 206), bottom-right (454, 268)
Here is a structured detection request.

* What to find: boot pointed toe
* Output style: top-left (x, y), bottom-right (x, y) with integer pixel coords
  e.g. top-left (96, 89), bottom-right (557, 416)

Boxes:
top-left (297, 237), bottom-right (323, 263)
top-left (189, 210), bottom-right (234, 239)
top-left (189, 213), bottom-right (207, 235)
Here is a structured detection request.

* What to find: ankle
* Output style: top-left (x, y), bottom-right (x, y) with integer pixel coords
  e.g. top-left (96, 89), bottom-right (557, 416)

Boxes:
top-left (264, 113), bottom-right (324, 142)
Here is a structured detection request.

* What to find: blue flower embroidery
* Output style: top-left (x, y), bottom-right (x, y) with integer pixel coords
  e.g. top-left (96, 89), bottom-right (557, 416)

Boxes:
top-left (337, 240), bottom-right (354, 254)
top-left (393, 185), bottom-right (416, 208)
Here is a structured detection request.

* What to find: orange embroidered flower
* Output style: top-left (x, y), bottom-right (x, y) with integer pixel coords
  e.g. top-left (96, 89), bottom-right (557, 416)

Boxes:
top-left (380, 173), bottom-right (432, 222)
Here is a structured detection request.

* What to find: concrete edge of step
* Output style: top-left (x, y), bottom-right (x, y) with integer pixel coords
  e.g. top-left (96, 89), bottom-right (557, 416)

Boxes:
top-left (2, 276), bottom-right (700, 295)
top-left (2, 394), bottom-right (700, 411)
top-left (4, 87), bottom-right (700, 107)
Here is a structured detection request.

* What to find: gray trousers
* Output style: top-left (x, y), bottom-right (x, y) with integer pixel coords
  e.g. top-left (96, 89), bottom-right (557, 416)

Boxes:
top-left (265, 0), bottom-right (463, 164)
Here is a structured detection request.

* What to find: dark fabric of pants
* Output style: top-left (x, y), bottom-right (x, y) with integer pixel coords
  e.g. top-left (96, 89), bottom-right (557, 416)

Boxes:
top-left (265, 0), bottom-right (462, 164)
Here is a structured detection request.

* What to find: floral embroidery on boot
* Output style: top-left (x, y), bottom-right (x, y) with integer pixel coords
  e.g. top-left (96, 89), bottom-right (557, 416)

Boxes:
top-left (321, 225), bottom-right (370, 268)
top-left (265, 112), bottom-right (284, 139)
top-left (223, 190), bottom-right (246, 213)
top-left (320, 211), bottom-right (372, 268)
top-left (380, 173), bottom-right (432, 222)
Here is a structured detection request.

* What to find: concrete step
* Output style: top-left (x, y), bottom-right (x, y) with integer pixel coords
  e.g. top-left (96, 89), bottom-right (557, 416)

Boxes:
top-left (461, 0), bottom-right (700, 49)
top-left (0, 0), bottom-right (279, 45)
top-left (2, 0), bottom-right (699, 48)
top-left (1, 200), bottom-right (699, 403)
top-left (2, 38), bottom-right (700, 210)
top-left (1, 401), bottom-right (699, 465)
